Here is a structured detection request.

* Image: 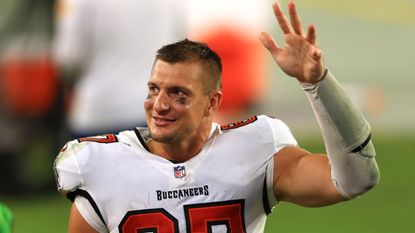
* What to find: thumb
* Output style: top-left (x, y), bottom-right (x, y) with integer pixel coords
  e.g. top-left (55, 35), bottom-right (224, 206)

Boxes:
top-left (311, 48), bottom-right (323, 62)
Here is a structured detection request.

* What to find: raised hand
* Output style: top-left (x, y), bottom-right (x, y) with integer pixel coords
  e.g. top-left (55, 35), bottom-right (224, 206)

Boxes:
top-left (260, 1), bottom-right (325, 84)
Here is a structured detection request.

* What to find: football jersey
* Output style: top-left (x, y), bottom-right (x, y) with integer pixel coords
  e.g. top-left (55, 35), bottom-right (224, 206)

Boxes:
top-left (54, 115), bottom-right (297, 232)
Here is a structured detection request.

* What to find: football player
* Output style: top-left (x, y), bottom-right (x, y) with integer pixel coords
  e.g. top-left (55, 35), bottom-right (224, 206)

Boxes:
top-left (54, 2), bottom-right (379, 232)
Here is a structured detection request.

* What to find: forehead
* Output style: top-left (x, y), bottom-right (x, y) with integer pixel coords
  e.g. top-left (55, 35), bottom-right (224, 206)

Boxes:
top-left (149, 60), bottom-right (205, 89)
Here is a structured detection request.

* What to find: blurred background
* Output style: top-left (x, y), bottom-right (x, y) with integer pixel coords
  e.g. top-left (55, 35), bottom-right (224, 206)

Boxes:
top-left (0, 0), bottom-right (414, 232)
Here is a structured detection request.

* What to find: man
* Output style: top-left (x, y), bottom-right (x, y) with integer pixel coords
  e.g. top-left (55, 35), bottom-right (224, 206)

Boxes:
top-left (54, 2), bottom-right (379, 232)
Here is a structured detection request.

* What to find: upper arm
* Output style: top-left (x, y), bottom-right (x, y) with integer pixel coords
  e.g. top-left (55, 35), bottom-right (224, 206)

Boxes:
top-left (55, 141), bottom-right (102, 232)
top-left (69, 203), bottom-right (99, 233)
top-left (273, 146), bottom-right (345, 207)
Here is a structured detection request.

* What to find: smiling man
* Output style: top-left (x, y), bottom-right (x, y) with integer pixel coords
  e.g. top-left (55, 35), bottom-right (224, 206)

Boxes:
top-left (54, 2), bottom-right (379, 233)
top-left (144, 46), bottom-right (222, 162)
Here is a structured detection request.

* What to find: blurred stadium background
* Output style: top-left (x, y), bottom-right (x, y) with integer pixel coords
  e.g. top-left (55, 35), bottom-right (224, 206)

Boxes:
top-left (1, 0), bottom-right (414, 232)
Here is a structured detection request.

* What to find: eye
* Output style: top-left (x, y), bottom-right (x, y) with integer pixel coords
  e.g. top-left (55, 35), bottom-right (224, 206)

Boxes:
top-left (171, 89), bottom-right (188, 104)
top-left (148, 86), bottom-right (158, 94)
top-left (174, 91), bottom-right (186, 104)
top-left (175, 90), bottom-right (185, 96)
top-left (170, 87), bottom-right (188, 97)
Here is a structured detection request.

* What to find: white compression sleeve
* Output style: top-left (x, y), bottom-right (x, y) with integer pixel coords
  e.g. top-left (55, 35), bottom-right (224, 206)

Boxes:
top-left (301, 69), bottom-right (380, 199)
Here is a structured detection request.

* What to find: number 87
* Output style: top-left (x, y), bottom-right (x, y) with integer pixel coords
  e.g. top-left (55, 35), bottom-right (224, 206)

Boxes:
top-left (118, 200), bottom-right (246, 233)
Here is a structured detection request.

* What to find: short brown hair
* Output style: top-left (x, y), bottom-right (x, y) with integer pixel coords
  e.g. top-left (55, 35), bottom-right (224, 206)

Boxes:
top-left (155, 39), bottom-right (222, 92)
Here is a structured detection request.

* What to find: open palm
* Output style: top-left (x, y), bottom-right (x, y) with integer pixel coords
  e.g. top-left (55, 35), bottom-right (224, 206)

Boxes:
top-left (260, 2), bottom-right (324, 84)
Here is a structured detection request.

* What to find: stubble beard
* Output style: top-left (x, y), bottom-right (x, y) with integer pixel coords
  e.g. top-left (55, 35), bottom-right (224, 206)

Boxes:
top-left (149, 126), bottom-right (193, 144)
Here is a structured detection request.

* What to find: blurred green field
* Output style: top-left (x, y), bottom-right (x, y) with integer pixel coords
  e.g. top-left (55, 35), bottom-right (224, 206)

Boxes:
top-left (3, 135), bottom-right (414, 233)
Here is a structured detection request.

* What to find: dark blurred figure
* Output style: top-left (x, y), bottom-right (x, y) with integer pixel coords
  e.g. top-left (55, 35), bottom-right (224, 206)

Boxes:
top-left (0, 0), bottom-right (65, 195)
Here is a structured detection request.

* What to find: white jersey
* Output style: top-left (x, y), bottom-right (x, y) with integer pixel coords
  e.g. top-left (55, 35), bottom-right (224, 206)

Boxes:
top-left (54, 115), bottom-right (297, 232)
top-left (53, 0), bottom-right (186, 132)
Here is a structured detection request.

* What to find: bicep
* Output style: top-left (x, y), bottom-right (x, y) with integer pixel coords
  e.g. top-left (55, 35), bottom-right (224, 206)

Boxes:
top-left (69, 203), bottom-right (100, 233)
top-left (273, 146), bottom-right (345, 207)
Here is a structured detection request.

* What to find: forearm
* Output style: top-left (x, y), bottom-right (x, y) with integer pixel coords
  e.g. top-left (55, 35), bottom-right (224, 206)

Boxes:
top-left (301, 69), bottom-right (380, 199)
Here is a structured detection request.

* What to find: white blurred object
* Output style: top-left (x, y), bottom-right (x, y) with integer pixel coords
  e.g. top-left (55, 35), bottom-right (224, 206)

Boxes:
top-left (185, 0), bottom-right (271, 36)
top-left (53, 0), bottom-right (186, 135)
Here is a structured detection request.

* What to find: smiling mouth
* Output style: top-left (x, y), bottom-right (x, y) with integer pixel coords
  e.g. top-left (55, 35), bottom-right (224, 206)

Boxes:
top-left (153, 117), bottom-right (176, 126)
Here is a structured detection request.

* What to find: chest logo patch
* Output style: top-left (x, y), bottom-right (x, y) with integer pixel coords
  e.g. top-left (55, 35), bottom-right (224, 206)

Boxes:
top-left (173, 165), bottom-right (186, 178)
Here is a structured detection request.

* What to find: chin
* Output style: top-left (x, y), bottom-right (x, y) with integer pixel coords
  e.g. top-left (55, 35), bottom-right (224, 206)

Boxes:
top-left (151, 134), bottom-right (177, 144)
top-left (149, 129), bottom-right (177, 143)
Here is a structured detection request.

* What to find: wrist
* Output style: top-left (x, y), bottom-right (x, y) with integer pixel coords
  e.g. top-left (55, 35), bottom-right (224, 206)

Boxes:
top-left (299, 68), bottom-right (328, 87)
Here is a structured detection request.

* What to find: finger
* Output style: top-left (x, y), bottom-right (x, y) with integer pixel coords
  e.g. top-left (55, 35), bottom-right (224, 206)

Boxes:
top-left (306, 24), bottom-right (317, 45)
top-left (312, 48), bottom-right (322, 61)
top-left (259, 32), bottom-right (282, 56)
top-left (288, 1), bottom-right (304, 36)
top-left (272, 2), bottom-right (292, 34)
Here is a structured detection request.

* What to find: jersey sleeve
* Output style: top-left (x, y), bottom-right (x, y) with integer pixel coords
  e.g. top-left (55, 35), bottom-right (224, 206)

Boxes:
top-left (262, 115), bottom-right (298, 153)
top-left (54, 139), bottom-right (87, 198)
top-left (259, 115), bottom-right (298, 209)
top-left (75, 196), bottom-right (108, 232)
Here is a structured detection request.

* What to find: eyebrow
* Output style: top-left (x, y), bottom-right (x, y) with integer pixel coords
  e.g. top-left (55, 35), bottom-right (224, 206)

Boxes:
top-left (147, 81), bottom-right (157, 87)
top-left (147, 82), bottom-right (192, 95)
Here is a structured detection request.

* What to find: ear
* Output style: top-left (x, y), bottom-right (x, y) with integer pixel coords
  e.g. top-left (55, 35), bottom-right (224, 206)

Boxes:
top-left (205, 91), bottom-right (223, 117)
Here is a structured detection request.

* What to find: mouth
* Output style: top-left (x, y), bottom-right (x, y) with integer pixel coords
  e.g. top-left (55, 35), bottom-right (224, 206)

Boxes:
top-left (152, 116), bottom-right (176, 127)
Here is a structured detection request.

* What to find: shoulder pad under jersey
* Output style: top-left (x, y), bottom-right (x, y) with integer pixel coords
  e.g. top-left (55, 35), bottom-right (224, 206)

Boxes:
top-left (54, 139), bottom-right (87, 196)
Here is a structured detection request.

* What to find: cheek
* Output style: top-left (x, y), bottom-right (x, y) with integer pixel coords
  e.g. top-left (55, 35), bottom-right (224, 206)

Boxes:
top-left (143, 99), bottom-right (153, 112)
top-left (187, 101), bottom-right (208, 118)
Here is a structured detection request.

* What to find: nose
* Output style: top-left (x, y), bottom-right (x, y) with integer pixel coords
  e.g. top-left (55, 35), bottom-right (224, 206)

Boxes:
top-left (153, 91), bottom-right (170, 113)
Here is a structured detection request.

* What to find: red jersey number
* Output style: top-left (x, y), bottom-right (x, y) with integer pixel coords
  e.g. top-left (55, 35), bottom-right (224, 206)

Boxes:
top-left (77, 134), bottom-right (118, 143)
top-left (119, 209), bottom-right (179, 233)
top-left (119, 200), bottom-right (246, 233)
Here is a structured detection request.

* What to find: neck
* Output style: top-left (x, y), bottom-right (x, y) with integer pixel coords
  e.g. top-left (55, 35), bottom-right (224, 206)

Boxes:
top-left (148, 123), bottom-right (213, 163)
